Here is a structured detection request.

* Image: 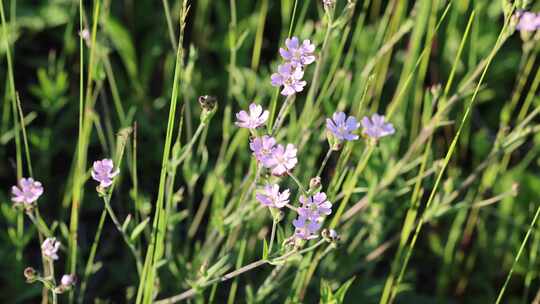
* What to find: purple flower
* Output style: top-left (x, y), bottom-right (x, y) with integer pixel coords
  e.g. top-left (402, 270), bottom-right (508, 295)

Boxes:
top-left (61, 274), bottom-right (76, 287)
top-left (266, 143), bottom-right (298, 176)
top-left (298, 192), bottom-right (332, 220)
top-left (279, 37), bottom-right (316, 67)
top-left (516, 11), bottom-right (540, 32)
top-left (326, 112), bottom-right (360, 141)
top-left (42, 238), bottom-right (61, 261)
top-left (361, 113), bottom-right (395, 139)
top-left (250, 136), bottom-right (277, 165)
top-left (235, 103), bottom-right (269, 129)
top-left (255, 184), bottom-right (290, 208)
top-left (91, 159), bottom-right (119, 188)
top-left (11, 178), bottom-right (44, 206)
top-left (271, 63), bottom-right (307, 96)
top-left (293, 215), bottom-right (321, 240)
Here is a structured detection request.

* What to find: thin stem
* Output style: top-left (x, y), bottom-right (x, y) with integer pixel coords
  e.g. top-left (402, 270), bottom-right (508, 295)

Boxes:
top-left (174, 121), bottom-right (207, 166)
top-left (271, 95), bottom-right (295, 135)
top-left (287, 0), bottom-right (299, 38)
top-left (27, 209), bottom-right (53, 238)
top-left (316, 148), bottom-right (333, 178)
top-left (79, 208), bottom-right (107, 303)
top-left (102, 196), bottom-right (142, 274)
top-left (47, 258), bottom-right (57, 304)
top-left (268, 219), bottom-right (278, 253)
top-left (287, 172), bottom-right (307, 194)
top-left (284, 203), bottom-right (298, 212)
top-left (15, 94), bottom-right (33, 177)
top-left (156, 260), bottom-right (267, 303)
top-left (495, 204), bottom-right (540, 304)
top-left (162, 0), bottom-right (177, 50)
top-left (273, 239), bottom-right (326, 263)
top-left (156, 240), bottom-right (326, 303)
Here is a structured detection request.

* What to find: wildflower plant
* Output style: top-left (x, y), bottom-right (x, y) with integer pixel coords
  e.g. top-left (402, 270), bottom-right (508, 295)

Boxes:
top-left (2, 0), bottom-right (540, 303)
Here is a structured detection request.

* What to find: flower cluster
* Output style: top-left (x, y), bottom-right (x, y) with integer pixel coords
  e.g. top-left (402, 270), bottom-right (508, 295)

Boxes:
top-left (516, 11), bottom-right (540, 32)
top-left (293, 192), bottom-right (332, 239)
top-left (27, 237), bottom-right (76, 293)
top-left (271, 37), bottom-right (316, 96)
top-left (264, 144), bottom-right (298, 176)
top-left (237, 38), bottom-right (397, 246)
top-left (234, 103), bottom-right (299, 176)
top-left (249, 136), bottom-right (298, 176)
top-left (326, 111), bottom-right (395, 146)
top-left (92, 158), bottom-right (119, 189)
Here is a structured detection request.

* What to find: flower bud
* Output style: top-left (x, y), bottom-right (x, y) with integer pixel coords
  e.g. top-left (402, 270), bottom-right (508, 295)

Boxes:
top-left (199, 95), bottom-right (218, 123)
top-left (24, 267), bottom-right (37, 283)
top-left (61, 274), bottom-right (77, 287)
top-left (309, 176), bottom-right (321, 191)
top-left (323, 0), bottom-right (335, 11)
top-left (321, 228), bottom-right (340, 243)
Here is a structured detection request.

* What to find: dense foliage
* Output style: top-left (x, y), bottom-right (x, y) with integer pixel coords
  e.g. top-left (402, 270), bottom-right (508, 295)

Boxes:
top-left (1, 0), bottom-right (540, 303)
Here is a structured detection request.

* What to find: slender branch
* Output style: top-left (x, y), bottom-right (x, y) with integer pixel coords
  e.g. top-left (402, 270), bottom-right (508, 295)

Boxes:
top-left (156, 240), bottom-right (327, 303)
top-left (102, 196), bottom-right (142, 274)
top-left (316, 148), bottom-right (333, 178)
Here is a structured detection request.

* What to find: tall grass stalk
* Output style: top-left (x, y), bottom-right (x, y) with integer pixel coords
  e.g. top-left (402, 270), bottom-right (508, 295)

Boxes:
top-left (136, 2), bottom-right (189, 303)
top-left (385, 11), bottom-right (513, 303)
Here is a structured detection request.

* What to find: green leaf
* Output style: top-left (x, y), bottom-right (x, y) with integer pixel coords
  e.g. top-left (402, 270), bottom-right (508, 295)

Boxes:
top-left (334, 277), bottom-right (356, 303)
top-left (262, 239), bottom-right (269, 260)
top-left (130, 218), bottom-right (150, 241)
top-left (103, 17), bottom-right (138, 81)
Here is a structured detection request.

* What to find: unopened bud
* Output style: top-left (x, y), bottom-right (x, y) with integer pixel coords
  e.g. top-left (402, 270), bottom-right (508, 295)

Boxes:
top-left (61, 274), bottom-right (77, 287)
top-left (321, 228), bottom-right (340, 243)
top-left (309, 176), bottom-right (322, 193)
top-left (199, 95), bottom-right (218, 124)
top-left (199, 260), bottom-right (208, 276)
top-left (198, 95), bottom-right (217, 112)
top-left (322, 0), bottom-right (335, 10)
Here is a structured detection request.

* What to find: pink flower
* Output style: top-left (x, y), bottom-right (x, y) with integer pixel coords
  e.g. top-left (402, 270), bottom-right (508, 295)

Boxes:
top-left (256, 184), bottom-right (290, 208)
top-left (293, 215), bottom-right (321, 240)
top-left (516, 11), bottom-right (540, 32)
top-left (42, 238), bottom-right (61, 261)
top-left (235, 103), bottom-right (269, 129)
top-left (298, 192), bottom-right (332, 220)
top-left (91, 159), bottom-right (119, 188)
top-left (271, 63), bottom-right (307, 96)
top-left (279, 37), bottom-right (316, 67)
top-left (11, 178), bottom-right (44, 206)
top-left (61, 274), bottom-right (76, 287)
top-left (360, 114), bottom-right (395, 139)
top-left (249, 136), bottom-right (277, 165)
top-left (326, 112), bottom-right (360, 141)
top-left (266, 144), bottom-right (298, 176)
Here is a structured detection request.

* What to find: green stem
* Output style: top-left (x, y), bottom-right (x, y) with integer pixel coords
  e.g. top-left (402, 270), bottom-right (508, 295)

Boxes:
top-left (271, 95), bottom-right (295, 135)
top-left (316, 148), bottom-right (333, 178)
top-left (495, 205), bottom-right (540, 304)
top-left (102, 196), bottom-right (142, 274)
top-left (79, 209), bottom-right (107, 304)
top-left (288, 172), bottom-right (307, 195)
